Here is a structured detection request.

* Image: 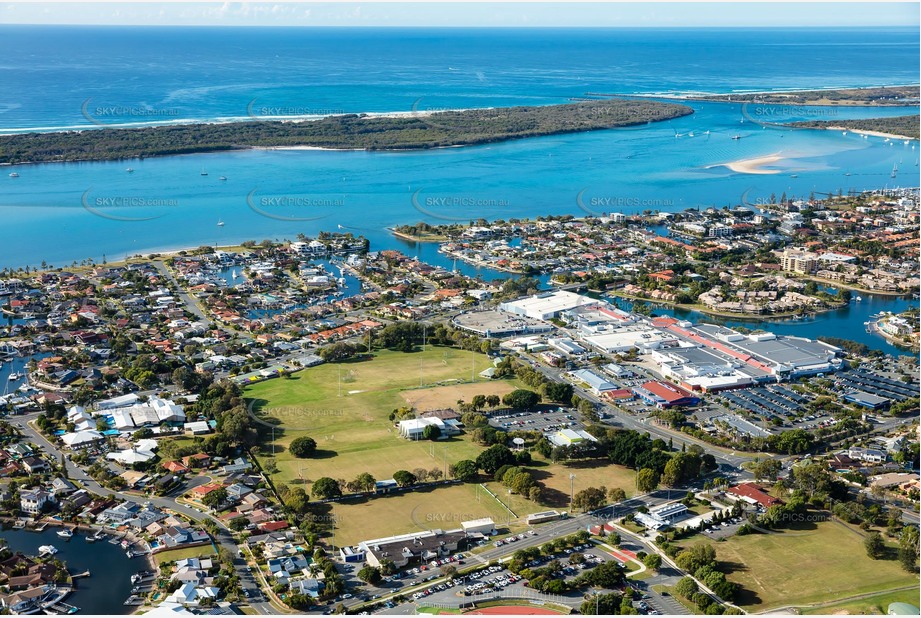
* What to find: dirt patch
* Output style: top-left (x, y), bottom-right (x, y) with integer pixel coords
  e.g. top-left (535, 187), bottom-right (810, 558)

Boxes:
top-left (401, 381), bottom-right (516, 411)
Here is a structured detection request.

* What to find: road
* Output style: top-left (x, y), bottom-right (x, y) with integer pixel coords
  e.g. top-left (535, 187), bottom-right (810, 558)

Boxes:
top-left (515, 351), bottom-right (759, 469)
top-left (11, 413), bottom-right (280, 614)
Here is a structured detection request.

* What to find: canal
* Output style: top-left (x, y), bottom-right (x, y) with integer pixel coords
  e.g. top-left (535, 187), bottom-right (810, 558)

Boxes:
top-left (0, 527), bottom-right (140, 615)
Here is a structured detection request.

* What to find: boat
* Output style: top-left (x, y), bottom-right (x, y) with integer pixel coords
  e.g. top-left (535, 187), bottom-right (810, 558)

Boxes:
top-left (217, 220), bottom-right (225, 227)
top-left (731, 134), bottom-right (742, 140)
top-left (126, 168), bottom-right (134, 173)
top-left (200, 169), bottom-right (208, 176)
top-left (7, 373), bottom-right (21, 381)
top-left (57, 528), bottom-right (73, 538)
top-left (231, 270), bottom-right (238, 279)
top-left (85, 535), bottom-right (96, 543)
top-left (219, 176), bottom-right (227, 181)
top-left (38, 545), bottom-right (58, 555)
top-left (856, 296), bottom-right (863, 302)
top-left (790, 174), bottom-right (798, 178)
top-left (9, 172), bottom-right (19, 178)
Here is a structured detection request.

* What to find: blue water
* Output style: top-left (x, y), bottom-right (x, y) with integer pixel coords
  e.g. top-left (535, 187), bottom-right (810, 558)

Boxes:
top-left (0, 527), bottom-right (134, 615)
top-left (0, 26), bottom-right (917, 353)
top-left (0, 26), bottom-right (918, 131)
top-left (612, 293), bottom-right (915, 357)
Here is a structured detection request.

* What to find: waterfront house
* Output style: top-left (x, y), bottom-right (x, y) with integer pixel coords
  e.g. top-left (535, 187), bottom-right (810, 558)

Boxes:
top-left (19, 488), bottom-right (55, 515)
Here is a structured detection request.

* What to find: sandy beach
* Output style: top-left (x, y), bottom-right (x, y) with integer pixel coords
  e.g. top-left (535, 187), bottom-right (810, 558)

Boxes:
top-left (821, 126), bottom-right (917, 141)
top-left (716, 153), bottom-right (785, 175)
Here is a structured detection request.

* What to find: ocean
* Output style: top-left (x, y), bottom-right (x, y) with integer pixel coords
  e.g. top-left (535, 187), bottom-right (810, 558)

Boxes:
top-left (0, 26), bottom-right (917, 352)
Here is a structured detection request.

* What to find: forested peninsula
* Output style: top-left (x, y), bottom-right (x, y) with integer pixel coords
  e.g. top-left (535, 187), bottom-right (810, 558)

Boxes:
top-left (0, 99), bottom-right (693, 165)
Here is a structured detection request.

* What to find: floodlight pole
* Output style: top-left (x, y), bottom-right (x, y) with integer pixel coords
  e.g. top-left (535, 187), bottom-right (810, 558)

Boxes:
top-left (569, 473), bottom-right (576, 513)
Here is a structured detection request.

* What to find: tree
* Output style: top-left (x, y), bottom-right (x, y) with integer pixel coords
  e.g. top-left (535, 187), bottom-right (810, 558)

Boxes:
top-left (422, 424), bottom-right (441, 441)
top-left (675, 576), bottom-right (698, 598)
top-left (357, 565), bottom-right (382, 585)
top-left (898, 525), bottom-right (919, 572)
top-left (502, 389), bottom-right (540, 410)
top-left (579, 592), bottom-right (622, 616)
top-left (636, 468), bottom-right (659, 493)
top-left (451, 459), bottom-right (479, 482)
top-left (393, 470), bottom-right (417, 487)
top-left (352, 472), bottom-right (376, 493)
top-left (643, 553), bottom-right (662, 571)
top-left (202, 487), bottom-right (228, 510)
top-left (572, 487), bottom-right (607, 512)
top-left (285, 487), bottom-right (310, 513)
top-left (608, 487), bottom-right (627, 503)
top-left (311, 477), bottom-right (341, 500)
top-left (751, 458), bottom-right (782, 482)
top-left (476, 445), bottom-right (515, 474)
top-left (864, 532), bottom-right (885, 560)
top-left (675, 544), bottom-right (716, 574)
top-left (289, 436), bottom-right (318, 458)
top-left (661, 458), bottom-right (682, 488)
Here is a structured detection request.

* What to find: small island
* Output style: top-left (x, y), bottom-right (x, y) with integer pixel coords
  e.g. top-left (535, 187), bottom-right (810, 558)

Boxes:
top-left (0, 98), bottom-right (693, 165)
top-left (787, 114), bottom-right (920, 140)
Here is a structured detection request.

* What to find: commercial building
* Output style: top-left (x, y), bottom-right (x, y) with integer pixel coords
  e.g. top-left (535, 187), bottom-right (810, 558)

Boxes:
top-left (499, 290), bottom-right (595, 321)
top-left (632, 381), bottom-right (700, 408)
top-left (843, 390), bottom-right (890, 410)
top-left (569, 369), bottom-right (618, 395)
top-left (358, 530), bottom-right (467, 568)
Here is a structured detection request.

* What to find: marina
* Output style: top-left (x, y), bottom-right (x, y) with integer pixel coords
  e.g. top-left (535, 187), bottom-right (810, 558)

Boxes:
top-left (0, 527), bottom-right (140, 615)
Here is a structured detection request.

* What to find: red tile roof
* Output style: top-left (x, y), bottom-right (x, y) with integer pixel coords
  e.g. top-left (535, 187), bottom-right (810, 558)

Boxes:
top-left (728, 482), bottom-right (782, 508)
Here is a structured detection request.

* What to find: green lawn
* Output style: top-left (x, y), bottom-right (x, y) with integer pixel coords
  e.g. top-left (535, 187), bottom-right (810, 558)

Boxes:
top-left (801, 588), bottom-right (921, 615)
top-left (246, 347), bottom-right (498, 486)
top-left (700, 519), bottom-right (917, 611)
top-left (155, 544), bottom-right (217, 564)
top-left (245, 346), bottom-right (638, 546)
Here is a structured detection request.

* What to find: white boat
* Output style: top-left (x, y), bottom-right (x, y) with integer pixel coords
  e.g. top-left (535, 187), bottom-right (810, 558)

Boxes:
top-left (39, 545), bottom-right (58, 555)
top-left (217, 220), bottom-right (225, 227)
top-left (856, 296), bottom-right (862, 302)
top-left (337, 277), bottom-right (346, 286)
top-left (7, 373), bottom-right (21, 381)
top-left (57, 528), bottom-right (73, 538)
top-left (219, 176), bottom-right (227, 181)
top-left (200, 169), bottom-right (208, 176)
top-left (9, 172), bottom-right (19, 178)
top-left (126, 168), bottom-right (134, 173)
top-left (231, 270), bottom-right (238, 279)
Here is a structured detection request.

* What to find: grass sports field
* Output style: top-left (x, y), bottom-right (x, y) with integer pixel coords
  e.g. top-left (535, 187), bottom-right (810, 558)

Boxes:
top-left (328, 483), bottom-right (519, 544)
top-left (705, 519), bottom-right (916, 611)
top-left (245, 346), bottom-right (640, 545)
top-left (401, 381), bottom-right (518, 411)
top-left (246, 347), bottom-right (497, 483)
top-left (484, 457), bottom-right (638, 514)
